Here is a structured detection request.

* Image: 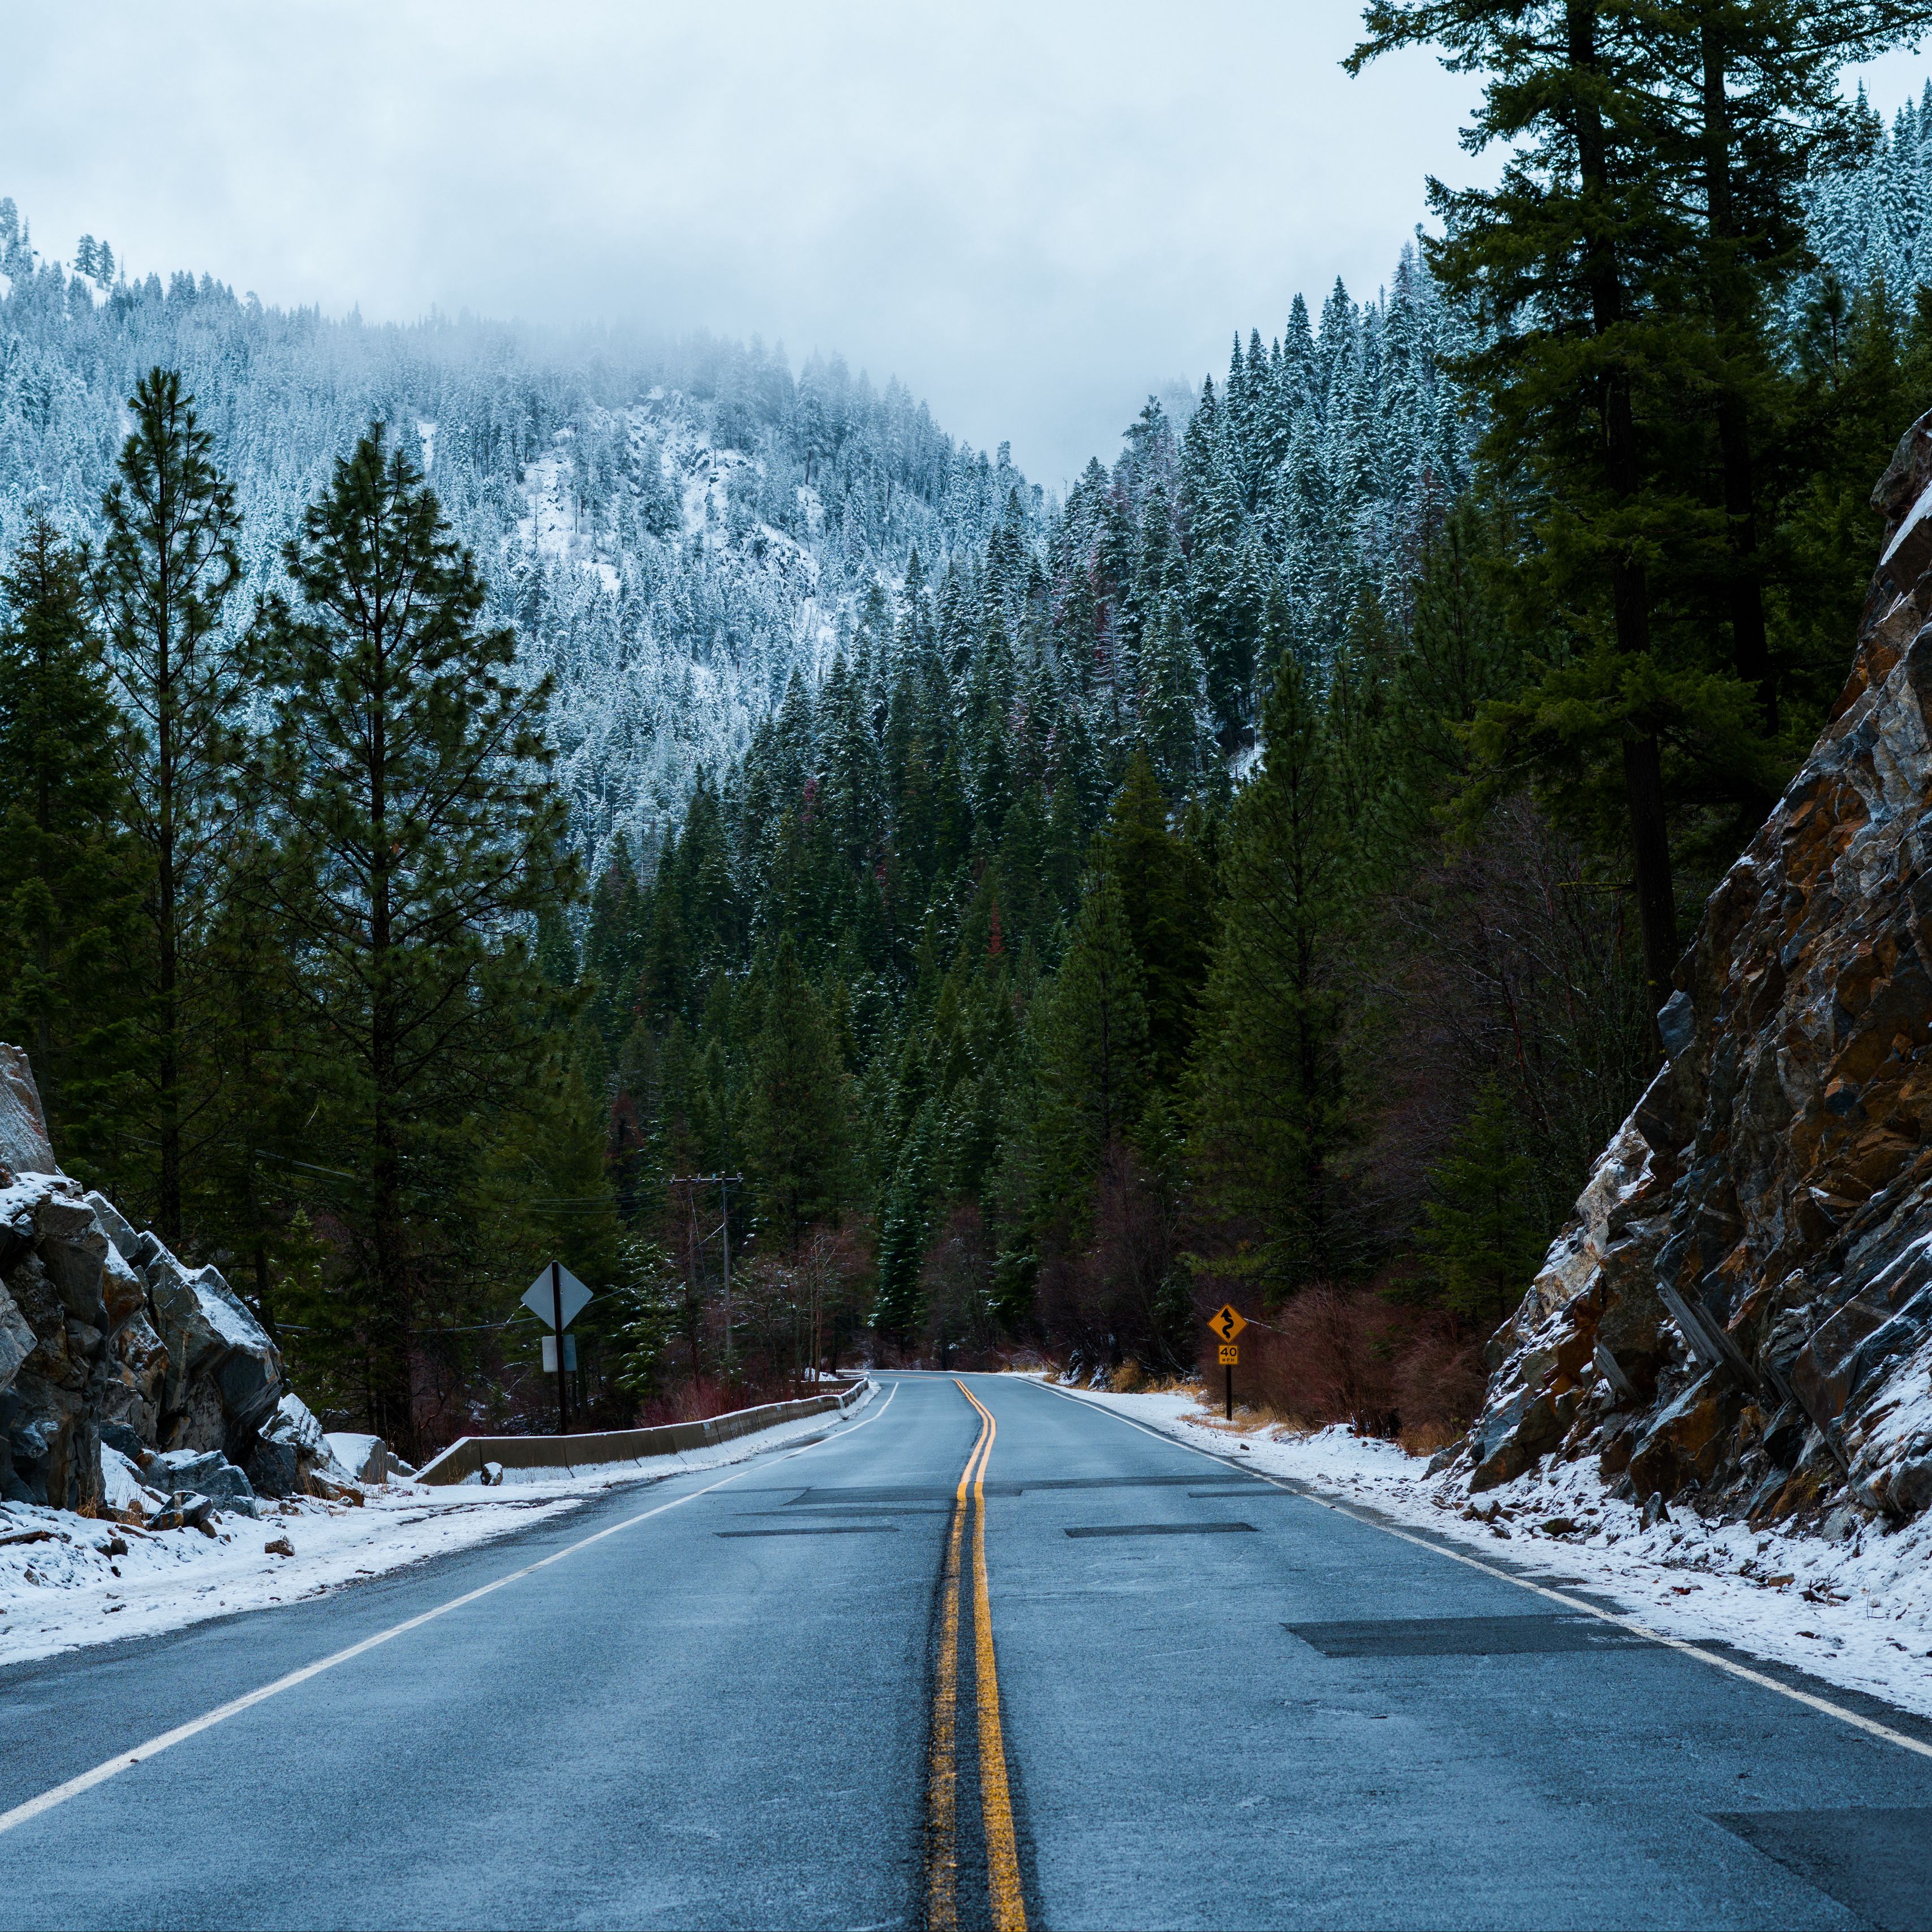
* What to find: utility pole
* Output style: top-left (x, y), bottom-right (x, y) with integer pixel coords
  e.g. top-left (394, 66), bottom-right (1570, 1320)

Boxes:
top-left (719, 1176), bottom-right (734, 1372)
top-left (670, 1173), bottom-right (742, 1377)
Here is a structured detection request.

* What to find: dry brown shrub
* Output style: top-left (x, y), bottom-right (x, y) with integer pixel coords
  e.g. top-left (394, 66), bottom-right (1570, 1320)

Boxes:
top-left (1229, 1287), bottom-right (1402, 1434)
top-left (1391, 1321), bottom-right (1487, 1437)
top-left (1197, 1289), bottom-right (1486, 1441)
top-left (1108, 1359), bottom-right (1146, 1393)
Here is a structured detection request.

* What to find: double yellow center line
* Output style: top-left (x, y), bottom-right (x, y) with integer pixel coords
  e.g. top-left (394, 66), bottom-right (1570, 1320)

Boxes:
top-left (926, 1379), bottom-right (1025, 1932)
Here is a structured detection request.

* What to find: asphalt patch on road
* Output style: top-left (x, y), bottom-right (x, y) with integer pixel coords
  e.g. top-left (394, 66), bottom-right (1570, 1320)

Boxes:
top-left (738, 1505), bottom-right (955, 1517)
top-left (1187, 1486), bottom-right (1297, 1498)
top-left (758, 1474), bottom-right (1217, 1506)
top-left (1064, 1522), bottom-right (1258, 1538)
top-left (1012, 1474), bottom-right (1221, 1491)
top-left (1284, 1613), bottom-right (1653, 1656)
top-left (773, 1485), bottom-right (1021, 1504)
top-left (714, 1525), bottom-right (902, 1537)
top-left (1710, 1808), bottom-right (1932, 1930)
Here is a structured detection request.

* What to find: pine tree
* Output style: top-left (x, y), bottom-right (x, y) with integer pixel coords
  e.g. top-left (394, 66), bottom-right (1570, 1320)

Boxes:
top-left (94, 368), bottom-right (246, 1240)
top-left (874, 1096), bottom-right (939, 1345)
top-left (1350, 0), bottom-right (1927, 1022)
top-left (253, 423), bottom-right (578, 1450)
top-left (1139, 596), bottom-right (1206, 794)
top-left (1094, 749), bottom-right (1213, 1093)
top-left (746, 935), bottom-right (853, 1251)
top-left (0, 519), bottom-right (140, 1158)
top-left (1189, 615), bottom-right (1354, 1291)
top-left (1415, 1082), bottom-right (1549, 1330)
top-left (584, 834), bottom-right (646, 1047)
top-left (1035, 870), bottom-right (1150, 1210)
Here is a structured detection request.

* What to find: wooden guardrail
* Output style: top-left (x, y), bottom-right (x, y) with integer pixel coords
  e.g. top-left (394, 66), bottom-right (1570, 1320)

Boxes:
top-left (415, 1379), bottom-right (871, 1486)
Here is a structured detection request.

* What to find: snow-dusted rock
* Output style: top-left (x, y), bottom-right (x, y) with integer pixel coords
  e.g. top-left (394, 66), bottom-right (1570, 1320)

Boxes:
top-left (0, 1052), bottom-right (292, 1508)
top-left (144, 1251), bottom-right (281, 1456)
top-left (150, 1446), bottom-right (258, 1518)
top-left (325, 1433), bottom-right (388, 1483)
top-left (247, 1392), bottom-right (351, 1498)
top-left (98, 1444), bottom-right (167, 1525)
top-left (0, 1283), bottom-right (33, 1395)
top-left (82, 1189), bottom-right (140, 1266)
top-left (0, 1044), bottom-right (53, 1178)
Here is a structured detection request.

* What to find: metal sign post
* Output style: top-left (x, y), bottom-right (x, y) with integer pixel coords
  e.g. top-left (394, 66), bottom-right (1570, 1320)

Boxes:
top-left (523, 1262), bottom-right (594, 1438)
top-left (550, 1262), bottom-right (568, 1436)
top-left (1207, 1305), bottom-right (1247, 1423)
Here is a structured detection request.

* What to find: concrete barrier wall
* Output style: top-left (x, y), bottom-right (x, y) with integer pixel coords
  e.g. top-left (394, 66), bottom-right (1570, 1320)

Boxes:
top-left (415, 1379), bottom-right (870, 1486)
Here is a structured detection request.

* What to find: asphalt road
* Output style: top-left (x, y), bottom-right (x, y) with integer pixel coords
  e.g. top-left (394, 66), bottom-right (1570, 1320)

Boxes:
top-left (3, 1373), bottom-right (1932, 1930)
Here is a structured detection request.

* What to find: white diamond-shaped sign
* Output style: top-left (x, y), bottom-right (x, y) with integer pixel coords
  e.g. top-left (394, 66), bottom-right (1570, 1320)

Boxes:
top-left (523, 1263), bottom-right (592, 1331)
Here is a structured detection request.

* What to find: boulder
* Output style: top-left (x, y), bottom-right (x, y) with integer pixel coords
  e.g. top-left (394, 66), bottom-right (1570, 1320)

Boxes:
top-left (1469, 1390), bottom-right (1564, 1493)
top-left (81, 1190), bottom-right (140, 1267)
top-left (325, 1432), bottom-right (388, 1483)
top-left (1625, 1373), bottom-right (1742, 1503)
top-left (248, 1392), bottom-right (350, 1498)
top-left (150, 1446), bottom-right (259, 1518)
top-left (98, 1444), bottom-right (167, 1525)
top-left (0, 1056), bottom-right (296, 1516)
top-left (0, 1045), bottom-right (54, 1179)
top-left (0, 1281), bottom-right (34, 1395)
top-left (1889, 1456), bottom-right (1932, 1516)
top-left (146, 1253), bottom-right (281, 1460)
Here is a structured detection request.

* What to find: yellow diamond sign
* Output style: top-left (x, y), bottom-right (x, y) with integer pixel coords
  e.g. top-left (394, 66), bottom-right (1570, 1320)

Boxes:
top-left (1207, 1304), bottom-right (1246, 1344)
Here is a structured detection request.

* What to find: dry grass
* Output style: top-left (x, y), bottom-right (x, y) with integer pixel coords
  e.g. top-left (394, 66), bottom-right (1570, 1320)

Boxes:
top-left (1183, 1391), bottom-right (1322, 1438)
top-left (1397, 1420), bottom-right (1464, 1458)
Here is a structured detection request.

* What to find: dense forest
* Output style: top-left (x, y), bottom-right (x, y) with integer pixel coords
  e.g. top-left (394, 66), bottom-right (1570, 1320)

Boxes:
top-left (7, 11), bottom-right (1932, 1457)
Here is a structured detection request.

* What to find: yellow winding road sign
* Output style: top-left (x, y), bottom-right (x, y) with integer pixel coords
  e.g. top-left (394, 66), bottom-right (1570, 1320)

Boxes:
top-left (1207, 1304), bottom-right (1247, 1344)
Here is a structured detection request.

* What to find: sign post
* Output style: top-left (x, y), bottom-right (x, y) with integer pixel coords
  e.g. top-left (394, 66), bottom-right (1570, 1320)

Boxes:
top-left (1207, 1304), bottom-right (1247, 1422)
top-left (550, 1262), bottom-right (567, 1436)
top-left (523, 1262), bottom-right (593, 1438)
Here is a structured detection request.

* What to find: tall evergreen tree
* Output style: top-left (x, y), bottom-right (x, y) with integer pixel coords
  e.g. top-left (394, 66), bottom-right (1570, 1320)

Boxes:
top-left (1189, 616), bottom-right (1355, 1292)
top-left (746, 935), bottom-right (853, 1251)
top-left (1035, 870), bottom-right (1150, 1210)
top-left (1414, 1080), bottom-right (1550, 1329)
top-left (93, 368), bottom-right (246, 1239)
top-left (1094, 750), bottom-right (1214, 1094)
top-left (0, 518), bottom-right (139, 1155)
top-left (253, 424), bottom-right (578, 1449)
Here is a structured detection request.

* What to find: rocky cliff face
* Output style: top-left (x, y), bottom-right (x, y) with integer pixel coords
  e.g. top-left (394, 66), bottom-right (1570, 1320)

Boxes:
top-left (0, 1043), bottom-right (335, 1517)
top-left (1463, 418), bottom-right (1932, 1530)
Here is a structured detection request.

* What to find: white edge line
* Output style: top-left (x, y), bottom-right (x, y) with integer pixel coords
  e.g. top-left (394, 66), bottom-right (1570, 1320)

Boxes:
top-left (1034, 1378), bottom-right (1932, 1763)
top-left (0, 1379), bottom-right (897, 1839)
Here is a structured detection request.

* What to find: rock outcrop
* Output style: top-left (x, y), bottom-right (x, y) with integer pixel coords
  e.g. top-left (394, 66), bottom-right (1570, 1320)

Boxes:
top-left (0, 1043), bottom-right (342, 1517)
top-left (1464, 415), bottom-right (1932, 1529)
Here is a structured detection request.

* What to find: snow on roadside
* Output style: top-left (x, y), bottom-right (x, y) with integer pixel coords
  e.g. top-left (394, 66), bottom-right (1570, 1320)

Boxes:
top-left (1051, 1380), bottom-right (1932, 1723)
top-left (0, 1385), bottom-right (875, 1669)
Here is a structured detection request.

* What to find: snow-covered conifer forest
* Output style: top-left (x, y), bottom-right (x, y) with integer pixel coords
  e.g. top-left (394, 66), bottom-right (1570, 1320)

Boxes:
top-left (5, 42), bottom-right (1932, 1466)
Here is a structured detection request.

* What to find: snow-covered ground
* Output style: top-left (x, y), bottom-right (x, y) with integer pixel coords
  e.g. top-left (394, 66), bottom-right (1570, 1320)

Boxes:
top-left (0, 1391), bottom-right (872, 1669)
top-left (1049, 1380), bottom-right (1932, 1722)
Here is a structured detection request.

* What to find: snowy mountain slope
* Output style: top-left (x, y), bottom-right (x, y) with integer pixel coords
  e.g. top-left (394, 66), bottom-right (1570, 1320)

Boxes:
top-left (0, 201), bottom-right (1036, 876)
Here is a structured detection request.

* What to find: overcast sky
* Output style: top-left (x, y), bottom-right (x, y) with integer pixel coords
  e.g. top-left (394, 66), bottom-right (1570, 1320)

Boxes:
top-left (6, 3), bottom-right (1929, 487)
